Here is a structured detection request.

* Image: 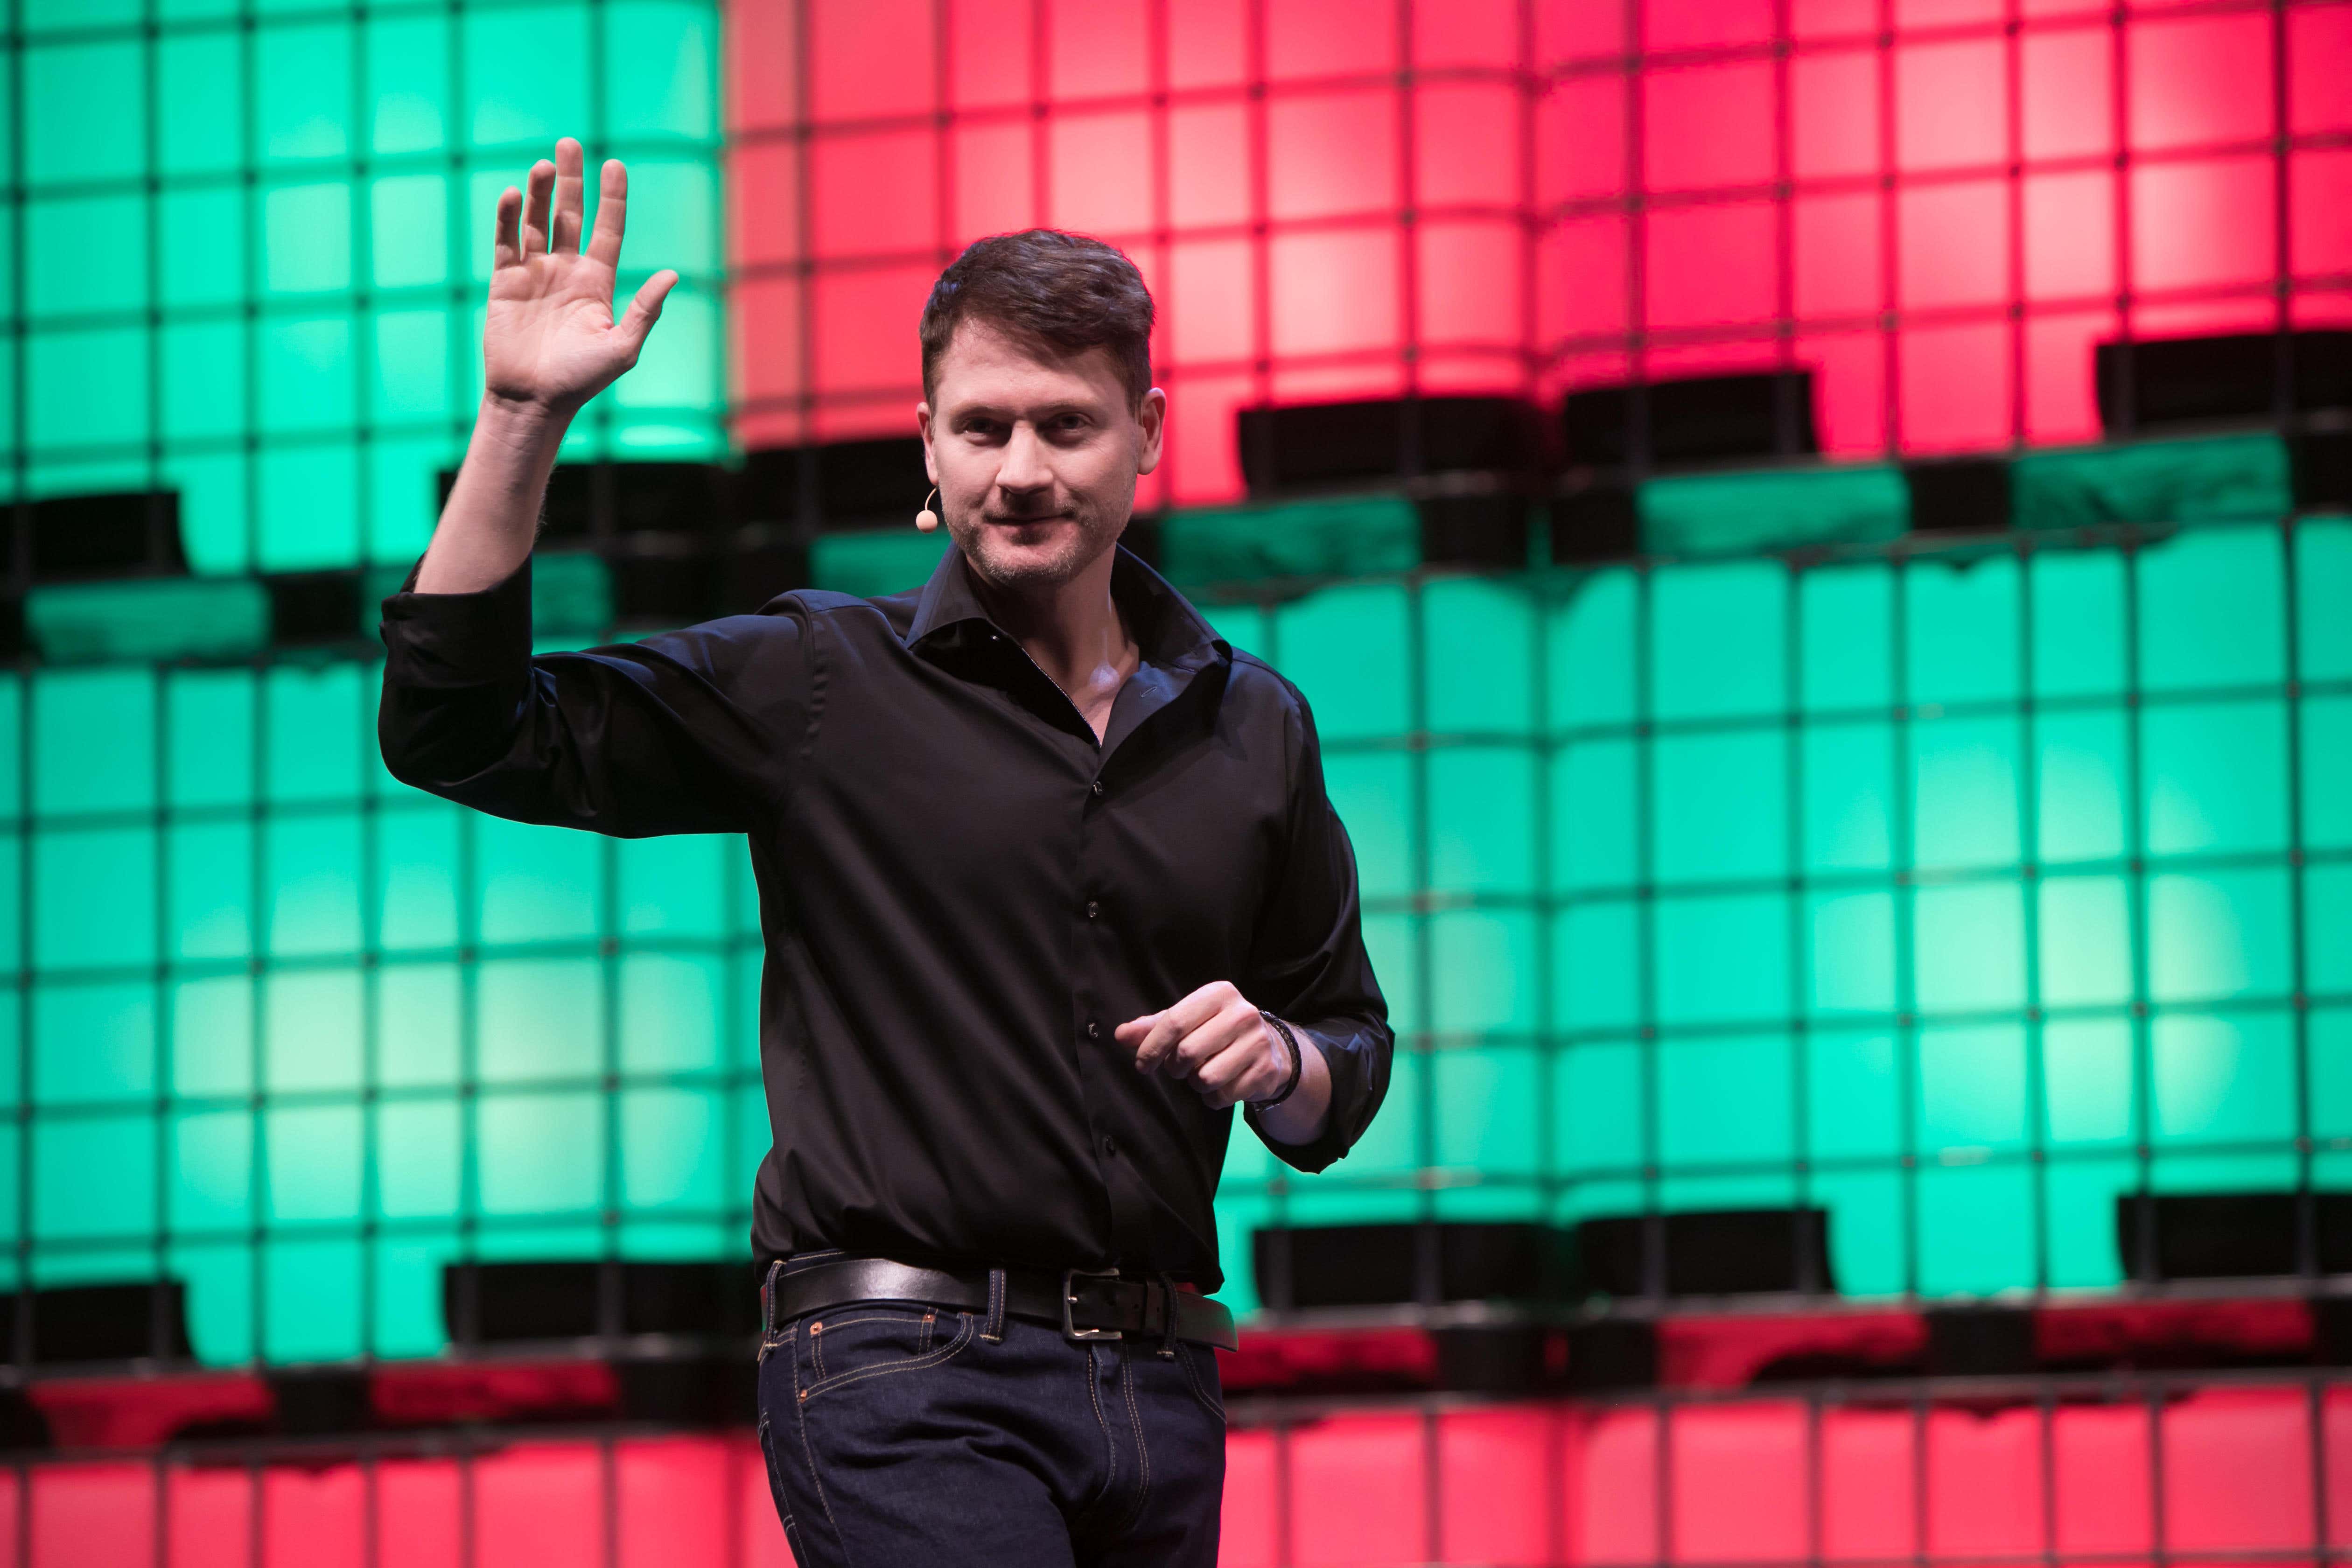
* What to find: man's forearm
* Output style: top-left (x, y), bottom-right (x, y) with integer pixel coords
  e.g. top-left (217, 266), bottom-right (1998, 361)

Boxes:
top-left (413, 394), bottom-right (573, 595)
top-left (1252, 1034), bottom-right (1332, 1146)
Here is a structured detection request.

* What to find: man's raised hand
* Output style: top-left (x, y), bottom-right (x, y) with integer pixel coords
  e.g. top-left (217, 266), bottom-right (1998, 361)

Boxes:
top-left (1114, 980), bottom-right (1289, 1110)
top-left (484, 137), bottom-right (678, 420)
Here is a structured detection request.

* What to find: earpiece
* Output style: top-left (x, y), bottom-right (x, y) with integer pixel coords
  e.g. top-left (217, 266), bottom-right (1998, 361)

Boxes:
top-left (916, 486), bottom-right (940, 532)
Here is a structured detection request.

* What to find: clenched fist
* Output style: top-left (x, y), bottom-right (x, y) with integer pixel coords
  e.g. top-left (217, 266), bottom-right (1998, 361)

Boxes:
top-left (1115, 980), bottom-right (1293, 1111)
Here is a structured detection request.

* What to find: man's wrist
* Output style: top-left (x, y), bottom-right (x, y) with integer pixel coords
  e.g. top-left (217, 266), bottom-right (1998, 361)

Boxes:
top-left (1247, 1010), bottom-right (1304, 1109)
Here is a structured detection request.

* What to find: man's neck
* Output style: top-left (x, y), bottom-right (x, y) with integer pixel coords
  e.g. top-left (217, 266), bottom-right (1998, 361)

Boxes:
top-left (967, 545), bottom-right (1138, 730)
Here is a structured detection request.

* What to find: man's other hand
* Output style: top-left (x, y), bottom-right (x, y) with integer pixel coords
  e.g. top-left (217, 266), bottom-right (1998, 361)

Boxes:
top-left (1114, 981), bottom-right (1289, 1110)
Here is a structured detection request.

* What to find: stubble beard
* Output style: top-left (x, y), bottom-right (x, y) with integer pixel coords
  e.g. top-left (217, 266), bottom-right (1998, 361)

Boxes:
top-left (948, 504), bottom-right (1121, 594)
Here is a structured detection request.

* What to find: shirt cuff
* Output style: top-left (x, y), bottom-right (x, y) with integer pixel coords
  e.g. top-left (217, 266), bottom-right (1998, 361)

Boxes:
top-left (377, 548), bottom-right (534, 676)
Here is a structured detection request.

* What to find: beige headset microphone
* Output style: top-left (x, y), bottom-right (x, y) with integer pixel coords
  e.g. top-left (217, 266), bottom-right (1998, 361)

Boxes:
top-left (916, 486), bottom-right (941, 532)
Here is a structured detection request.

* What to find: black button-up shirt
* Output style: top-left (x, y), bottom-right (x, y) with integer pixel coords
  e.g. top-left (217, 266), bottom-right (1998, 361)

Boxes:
top-left (376, 538), bottom-right (1392, 1292)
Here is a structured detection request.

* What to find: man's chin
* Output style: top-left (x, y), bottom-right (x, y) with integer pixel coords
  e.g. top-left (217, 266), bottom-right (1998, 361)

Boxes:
top-left (955, 523), bottom-right (1109, 589)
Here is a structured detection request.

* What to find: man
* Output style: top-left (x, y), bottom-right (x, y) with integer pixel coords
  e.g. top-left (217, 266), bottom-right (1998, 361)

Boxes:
top-left (378, 138), bottom-right (1392, 1565)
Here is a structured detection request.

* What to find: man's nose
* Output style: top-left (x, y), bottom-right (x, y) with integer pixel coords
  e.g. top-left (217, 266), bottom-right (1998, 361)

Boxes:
top-left (995, 424), bottom-right (1053, 497)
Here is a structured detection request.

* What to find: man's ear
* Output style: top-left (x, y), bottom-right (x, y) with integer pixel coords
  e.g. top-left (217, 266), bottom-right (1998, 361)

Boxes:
top-left (917, 401), bottom-right (938, 484)
top-left (1135, 386), bottom-right (1167, 476)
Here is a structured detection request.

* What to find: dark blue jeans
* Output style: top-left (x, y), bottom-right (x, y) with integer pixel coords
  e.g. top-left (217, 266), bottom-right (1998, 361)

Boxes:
top-left (754, 1250), bottom-right (1227, 1566)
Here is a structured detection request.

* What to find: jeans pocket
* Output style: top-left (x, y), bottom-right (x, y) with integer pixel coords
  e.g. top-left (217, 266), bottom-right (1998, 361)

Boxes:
top-left (1176, 1338), bottom-right (1226, 1425)
top-left (756, 1412), bottom-right (793, 1528)
top-left (798, 1303), bottom-right (976, 1404)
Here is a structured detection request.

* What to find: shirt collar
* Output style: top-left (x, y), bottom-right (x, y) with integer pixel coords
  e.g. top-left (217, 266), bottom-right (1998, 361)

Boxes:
top-left (904, 537), bottom-right (1230, 676)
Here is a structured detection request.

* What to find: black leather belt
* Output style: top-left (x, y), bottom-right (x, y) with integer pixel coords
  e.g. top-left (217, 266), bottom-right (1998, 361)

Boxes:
top-left (764, 1257), bottom-right (1239, 1352)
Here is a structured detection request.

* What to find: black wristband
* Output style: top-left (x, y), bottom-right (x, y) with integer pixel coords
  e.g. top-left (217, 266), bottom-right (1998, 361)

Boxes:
top-left (1247, 1009), bottom-right (1304, 1109)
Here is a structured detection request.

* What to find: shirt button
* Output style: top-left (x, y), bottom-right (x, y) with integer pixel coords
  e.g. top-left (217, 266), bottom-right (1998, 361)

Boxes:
top-left (1091, 778), bottom-right (1104, 797)
top-left (1086, 1020), bottom-right (1100, 1039)
top-left (1101, 1133), bottom-right (1119, 1158)
top-left (1085, 900), bottom-right (1099, 920)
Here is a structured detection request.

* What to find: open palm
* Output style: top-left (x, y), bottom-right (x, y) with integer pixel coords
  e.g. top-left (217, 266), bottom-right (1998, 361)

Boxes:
top-left (485, 136), bottom-right (678, 417)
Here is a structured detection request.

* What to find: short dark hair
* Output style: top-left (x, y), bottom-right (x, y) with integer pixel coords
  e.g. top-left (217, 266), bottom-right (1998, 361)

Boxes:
top-left (919, 230), bottom-right (1155, 413)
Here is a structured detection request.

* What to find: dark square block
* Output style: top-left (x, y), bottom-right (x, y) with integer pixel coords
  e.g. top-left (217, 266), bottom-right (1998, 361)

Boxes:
top-left (1251, 1222), bottom-right (1578, 1311)
top-left (1238, 396), bottom-right (1547, 496)
top-left (0, 1281), bottom-right (194, 1365)
top-left (1561, 371), bottom-right (1817, 470)
top-left (1577, 1209), bottom-right (1836, 1298)
top-left (2293, 428), bottom-right (2352, 510)
top-left (1417, 492), bottom-right (1532, 568)
top-left (1549, 483), bottom-right (1639, 563)
top-left (2, 490), bottom-right (187, 582)
top-left (443, 1261), bottom-right (758, 1345)
top-left (266, 570), bottom-right (364, 644)
top-left (440, 461), bottom-right (737, 544)
top-left (2116, 1191), bottom-right (2352, 1281)
top-left (1925, 1306), bottom-right (2037, 1376)
top-left (1905, 457), bottom-right (2012, 534)
top-left (2094, 330), bottom-right (2352, 434)
top-left (1563, 1319), bottom-right (1658, 1392)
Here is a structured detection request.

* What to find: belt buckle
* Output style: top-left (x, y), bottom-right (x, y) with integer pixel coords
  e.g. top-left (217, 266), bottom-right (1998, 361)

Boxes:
top-left (1060, 1267), bottom-right (1124, 1341)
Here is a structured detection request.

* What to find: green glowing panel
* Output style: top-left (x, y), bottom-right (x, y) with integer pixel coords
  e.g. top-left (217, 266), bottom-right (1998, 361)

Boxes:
top-left (1653, 893), bottom-right (1788, 1027)
top-left (1909, 716), bottom-right (2020, 871)
top-left (1156, 494), bottom-right (1419, 590)
top-left (1427, 909), bottom-right (1538, 1036)
top-left (1547, 570), bottom-right (1637, 729)
top-left (1323, 751), bottom-right (1414, 900)
top-left (2136, 523), bottom-right (2286, 692)
top-left (618, 954), bottom-right (724, 1074)
top-left (1274, 583), bottom-right (1411, 740)
top-left (2149, 1012), bottom-right (2296, 1147)
top-left (1652, 730), bottom-right (1785, 884)
top-left (1427, 747), bottom-right (1536, 895)
top-left (1553, 903), bottom-right (1639, 1034)
top-left (1915, 1164), bottom-right (2036, 1297)
top-left (1651, 561), bottom-right (1785, 721)
top-left (476, 958), bottom-right (604, 1084)
top-left (1659, 1034), bottom-right (1793, 1170)
top-left (1916, 1022), bottom-right (2029, 1153)
top-left (1806, 1030), bottom-right (1900, 1160)
top-left (2043, 1019), bottom-right (2136, 1147)
top-left (2141, 699), bottom-right (2288, 857)
top-left (1556, 1041), bottom-right (1641, 1176)
top-left (1551, 738), bottom-right (1636, 892)
top-left (1799, 563), bottom-right (1893, 714)
top-left (2011, 434), bottom-right (2290, 533)
top-left (1434, 1045), bottom-right (1540, 1175)
top-left (1638, 463), bottom-right (1906, 558)
top-left (1906, 554), bottom-right (2019, 707)
top-left (1424, 579), bottom-right (1536, 734)
top-left (1807, 891), bottom-right (1894, 1016)
top-left (2146, 867), bottom-right (2292, 1004)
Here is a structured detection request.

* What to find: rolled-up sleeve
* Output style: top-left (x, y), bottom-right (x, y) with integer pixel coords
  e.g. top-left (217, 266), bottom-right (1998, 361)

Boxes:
top-left (1241, 683), bottom-right (1394, 1173)
top-left (377, 550), bottom-right (813, 837)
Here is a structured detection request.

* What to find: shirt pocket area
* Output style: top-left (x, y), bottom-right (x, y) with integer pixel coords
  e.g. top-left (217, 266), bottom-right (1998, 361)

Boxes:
top-left (798, 1302), bottom-right (975, 1403)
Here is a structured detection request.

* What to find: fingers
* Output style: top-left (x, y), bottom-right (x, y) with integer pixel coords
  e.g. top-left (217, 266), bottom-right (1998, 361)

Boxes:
top-left (1120, 981), bottom-right (1234, 1074)
top-left (616, 270), bottom-right (679, 359)
top-left (586, 157), bottom-right (630, 270)
top-left (521, 157), bottom-right (556, 261)
top-left (551, 137), bottom-right (586, 256)
top-left (493, 185), bottom-right (524, 271)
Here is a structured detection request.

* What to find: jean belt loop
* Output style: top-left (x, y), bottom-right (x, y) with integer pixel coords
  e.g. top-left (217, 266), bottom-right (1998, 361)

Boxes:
top-left (760, 1259), bottom-right (778, 1338)
top-left (1155, 1272), bottom-right (1180, 1360)
top-left (982, 1266), bottom-right (1006, 1343)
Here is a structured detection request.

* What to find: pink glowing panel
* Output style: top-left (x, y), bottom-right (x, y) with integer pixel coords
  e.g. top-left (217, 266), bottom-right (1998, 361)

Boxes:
top-left (730, 141), bottom-right (801, 272)
top-left (1268, 228), bottom-right (1400, 358)
top-left (1792, 50), bottom-right (1881, 181)
top-left (808, 0), bottom-right (934, 124)
top-left (1437, 1406), bottom-right (1558, 1566)
top-left (947, 0), bottom-right (1032, 109)
top-left (373, 1457), bottom-right (463, 1568)
top-left (1794, 192), bottom-right (1882, 322)
top-left (728, 1), bottom-right (799, 131)
top-left (1820, 1406), bottom-right (1916, 1560)
top-left (1539, 0), bottom-right (1625, 66)
top-left (953, 122), bottom-right (1038, 237)
top-left (1646, 202), bottom-right (1779, 331)
top-left (1899, 181), bottom-right (2009, 311)
top-left (1168, 238), bottom-right (1255, 365)
top-left (33, 1464), bottom-right (155, 1568)
top-left (1165, 373), bottom-right (1251, 504)
top-left (1267, 0), bottom-right (1397, 81)
top-left (1219, 1426), bottom-right (1281, 1568)
top-left (1267, 91), bottom-right (1400, 223)
top-left (1166, 0), bottom-right (1249, 89)
top-left (2024, 312), bottom-right (2116, 445)
top-left (1902, 322), bottom-right (2013, 452)
top-left (1647, 0), bottom-right (1778, 54)
top-left (1420, 222), bottom-right (1524, 348)
top-left (1671, 1401), bottom-right (1810, 1565)
top-left (2023, 171), bottom-right (2118, 303)
top-left (1416, 84), bottom-right (1521, 210)
top-left (614, 1438), bottom-right (739, 1568)
top-left (1288, 1410), bottom-right (1428, 1568)
top-left (2290, 3), bottom-right (2352, 137)
top-left (1414, 0), bottom-right (1520, 70)
top-left (2163, 1388), bottom-right (2317, 1552)
top-left (812, 130), bottom-right (937, 259)
top-left (2131, 155), bottom-right (2277, 294)
top-left (1925, 1405), bottom-right (2043, 1557)
top-left (1801, 332), bottom-right (1892, 455)
top-left (2021, 27), bottom-right (2115, 162)
top-left (813, 266), bottom-right (935, 400)
top-left (2129, 12), bottom-right (2275, 153)
top-left (1047, 0), bottom-right (1147, 100)
top-left (1897, 40), bottom-right (2008, 173)
top-left (1168, 104), bottom-right (1251, 231)
top-left (261, 1465), bottom-right (364, 1568)
top-left (1897, 0), bottom-right (2005, 24)
top-left (1570, 1406), bottom-right (1660, 1565)
top-left (1049, 109), bottom-right (1153, 236)
top-left (1792, 0), bottom-right (1879, 41)
top-left (2293, 150), bottom-right (2352, 281)
top-left (1539, 75), bottom-right (1629, 206)
top-left (473, 1442), bottom-right (607, 1565)
top-left (2331, 1388), bottom-right (2352, 1549)
top-left (1644, 61), bottom-right (1775, 194)
top-left (1544, 216), bottom-right (1631, 344)
top-left (166, 1467), bottom-right (252, 1568)
top-left (2051, 1400), bottom-right (2154, 1555)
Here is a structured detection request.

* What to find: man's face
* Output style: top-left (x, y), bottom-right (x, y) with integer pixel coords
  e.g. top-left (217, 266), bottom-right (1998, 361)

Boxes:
top-left (917, 321), bottom-right (1165, 593)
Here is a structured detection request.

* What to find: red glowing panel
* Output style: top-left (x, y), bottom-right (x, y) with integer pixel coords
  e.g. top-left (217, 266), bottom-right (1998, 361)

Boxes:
top-left (1288, 1411), bottom-right (1427, 1567)
top-left (2021, 27), bottom-right (2114, 162)
top-left (2290, 3), bottom-right (2352, 137)
top-left (1539, 0), bottom-right (1624, 65)
top-left (1571, 1407), bottom-right (1659, 1564)
top-left (1902, 322), bottom-right (2012, 452)
top-left (2024, 312), bottom-right (2116, 446)
top-left (1417, 84), bottom-right (1520, 210)
top-left (1269, 355), bottom-right (1406, 405)
top-left (1672, 1402), bottom-right (1809, 1564)
top-left (812, 131), bottom-right (937, 259)
top-left (1538, 75), bottom-right (1628, 205)
top-left (1792, 50), bottom-right (1880, 180)
top-left (1047, 0), bottom-right (1147, 99)
top-left (1925, 1406), bottom-right (2042, 1556)
top-left (1792, 0), bottom-right (1877, 40)
top-left (948, 0), bottom-right (1032, 109)
top-left (730, 142), bottom-right (801, 272)
top-left (1899, 181), bottom-right (2008, 310)
top-left (615, 1439), bottom-right (735, 1568)
top-left (1166, 0), bottom-right (1248, 88)
top-left (1049, 110), bottom-right (1152, 236)
top-left (1220, 1426), bottom-right (1281, 1568)
top-left (1268, 91), bottom-right (1399, 222)
top-left (1647, 0), bottom-right (1778, 53)
top-left (1820, 1408), bottom-right (1915, 1559)
top-left (2023, 171), bottom-right (2116, 301)
top-left (35, 1464), bottom-right (155, 1567)
top-left (1897, 40), bottom-right (2007, 172)
top-left (1414, 0), bottom-right (1520, 69)
top-left (2052, 1401), bottom-right (2153, 1555)
top-left (953, 122), bottom-right (1037, 237)
top-left (1166, 372), bottom-right (1250, 503)
top-left (167, 1467), bottom-right (251, 1568)
top-left (1647, 202), bottom-right (1779, 331)
top-left (2333, 1388), bottom-right (2352, 1549)
top-left (2131, 156), bottom-right (2276, 294)
top-left (2163, 1388), bottom-right (2317, 1552)
top-left (1267, 0), bottom-right (1397, 81)
top-left (1420, 221), bottom-right (1523, 347)
top-left (1168, 238), bottom-right (1254, 364)
top-left (1169, 105), bottom-right (1249, 230)
top-left (1897, 0), bottom-right (2003, 24)
top-left (1644, 60), bottom-right (1775, 193)
top-left (2129, 12), bottom-right (2275, 153)
top-left (1801, 331), bottom-right (1890, 454)
top-left (813, 265), bottom-right (933, 399)
top-left (374, 1457), bottom-right (463, 1567)
top-left (1544, 216), bottom-right (1631, 343)
top-left (2293, 150), bottom-right (2352, 281)
top-left (808, 0), bottom-right (934, 124)
top-left (727, 0), bottom-right (798, 131)
top-left (1438, 1407), bottom-right (1556, 1566)
top-left (1795, 192), bottom-right (1882, 320)
top-left (474, 1442), bottom-right (606, 1564)
top-left (1270, 228), bottom-right (1399, 357)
